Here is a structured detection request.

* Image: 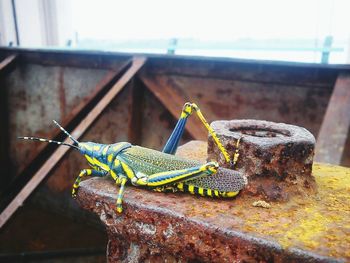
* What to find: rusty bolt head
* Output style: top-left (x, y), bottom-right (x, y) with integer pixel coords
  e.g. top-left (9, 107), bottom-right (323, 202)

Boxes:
top-left (208, 120), bottom-right (317, 201)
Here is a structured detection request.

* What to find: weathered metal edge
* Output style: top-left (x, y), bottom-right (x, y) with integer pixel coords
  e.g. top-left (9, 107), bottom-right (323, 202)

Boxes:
top-left (77, 178), bottom-right (344, 263)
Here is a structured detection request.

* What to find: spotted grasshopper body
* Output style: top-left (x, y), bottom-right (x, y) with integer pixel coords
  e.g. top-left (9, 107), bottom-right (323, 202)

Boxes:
top-left (20, 103), bottom-right (247, 212)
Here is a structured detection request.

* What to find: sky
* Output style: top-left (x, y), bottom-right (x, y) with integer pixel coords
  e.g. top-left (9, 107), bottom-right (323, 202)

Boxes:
top-left (71, 0), bottom-right (350, 41)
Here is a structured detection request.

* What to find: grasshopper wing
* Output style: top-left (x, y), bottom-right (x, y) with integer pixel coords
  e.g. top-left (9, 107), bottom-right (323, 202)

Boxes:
top-left (186, 167), bottom-right (247, 192)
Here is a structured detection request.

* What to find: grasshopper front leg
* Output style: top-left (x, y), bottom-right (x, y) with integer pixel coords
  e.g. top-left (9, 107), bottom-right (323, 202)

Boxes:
top-left (116, 176), bottom-right (127, 213)
top-left (72, 169), bottom-right (107, 197)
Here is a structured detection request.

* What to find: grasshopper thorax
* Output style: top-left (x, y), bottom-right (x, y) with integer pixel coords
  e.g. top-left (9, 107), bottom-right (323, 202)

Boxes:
top-left (79, 142), bottom-right (132, 171)
top-left (79, 142), bottom-right (104, 157)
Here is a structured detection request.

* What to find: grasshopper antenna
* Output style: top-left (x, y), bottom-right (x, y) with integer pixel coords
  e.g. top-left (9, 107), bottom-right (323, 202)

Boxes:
top-left (18, 136), bottom-right (79, 150)
top-left (52, 120), bottom-right (79, 146)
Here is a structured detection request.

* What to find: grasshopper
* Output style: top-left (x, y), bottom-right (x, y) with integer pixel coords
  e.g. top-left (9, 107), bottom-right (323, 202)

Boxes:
top-left (19, 103), bottom-right (247, 213)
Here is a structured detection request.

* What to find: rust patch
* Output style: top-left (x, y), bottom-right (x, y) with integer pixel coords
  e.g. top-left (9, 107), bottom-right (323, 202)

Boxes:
top-left (58, 68), bottom-right (66, 119)
top-left (75, 141), bottom-right (349, 262)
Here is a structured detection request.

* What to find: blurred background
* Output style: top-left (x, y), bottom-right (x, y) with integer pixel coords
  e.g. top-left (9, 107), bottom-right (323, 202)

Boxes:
top-left (1, 0), bottom-right (350, 64)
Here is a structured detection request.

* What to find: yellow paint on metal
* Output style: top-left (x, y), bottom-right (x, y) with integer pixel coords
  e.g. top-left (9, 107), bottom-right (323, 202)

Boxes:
top-left (241, 163), bottom-right (350, 259)
top-left (177, 141), bottom-right (350, 260)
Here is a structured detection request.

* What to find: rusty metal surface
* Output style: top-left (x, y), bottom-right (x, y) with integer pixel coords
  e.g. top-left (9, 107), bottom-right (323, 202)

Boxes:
top-left (30, 87), bottom-right (132, 222)
top-left (144, 56), bottom-right (341, 87)
top-left (0, 55), bottom-right (17, 74)
top-left (315, 73), bottom-right (350, 165)
top-left (0, 57), bottom-right (146, 229)
top-left (75, 141), bottom-right (349, 262)
top-left (0, 48), bottom-right (131, 69)
top-left (0, 204), bottom-right (106, 255)
top-left (208, 120), bottom-right (316, 201)
top-left (141, 74), bottom-right (332, 137)
top-left (7, 63), bottom-right (112, 177)
top-left (140, 73), bottom-right (207, 140)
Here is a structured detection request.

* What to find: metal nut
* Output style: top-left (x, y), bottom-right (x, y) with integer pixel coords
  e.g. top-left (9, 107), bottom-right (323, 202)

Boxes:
top-left (208, 120), bottom-right (317, 201)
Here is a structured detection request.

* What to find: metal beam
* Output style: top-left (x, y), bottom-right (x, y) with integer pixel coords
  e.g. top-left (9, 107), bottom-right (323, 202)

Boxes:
top-left (0, 60), bottom-right (132, 209)
top-left (0, 55), bottom-right (17, 74)
top-left (127, 77), bottom-right (145, 145)
top-left (0, 55), bottom-right (17, 191)
top-left (315, 73), bottom-right (350, 164)
top-left (0, 56), bottom-right (146, 228)
top-left (16, 60), bottom-right (131, 177)
top-left (140, 74), bottom-right (207, 140)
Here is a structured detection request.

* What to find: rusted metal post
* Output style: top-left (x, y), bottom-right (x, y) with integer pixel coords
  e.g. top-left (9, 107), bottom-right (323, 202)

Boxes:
top-left (315, 73), bottom-right (350, 165)
top-left (127, 77), bottom-right (146, 145)
top-left (0, 55), bottom-right (17, 191)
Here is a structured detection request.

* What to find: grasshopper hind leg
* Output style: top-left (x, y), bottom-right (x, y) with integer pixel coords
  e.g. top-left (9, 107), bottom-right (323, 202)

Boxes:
top-left (179, 167), bottom-right (247, 198)
top-left (162, 102), bottom-right (232, 165)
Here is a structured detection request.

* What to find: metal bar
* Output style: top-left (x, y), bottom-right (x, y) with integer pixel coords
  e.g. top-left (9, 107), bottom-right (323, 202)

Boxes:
top-left (321, 36), bottom-right (333, 64)
top-left (10, 0), bottom-right (20, 46)
top-left (0, 55), bottom-right (17, 72)
top-left (0, 56), bottom-right (146, 229)
top-left (16, 60), bottom-right (131, 177)
top-left (315, 72), bottom-right (350, 164)
top-left (140, 74), bottom-right (207, 140)
top-left (0, 60), bottom-right (132, 210)
top-left (0, 55), bottom-right (17, 191)
top-left (127, 77), bottom-right (145, 145)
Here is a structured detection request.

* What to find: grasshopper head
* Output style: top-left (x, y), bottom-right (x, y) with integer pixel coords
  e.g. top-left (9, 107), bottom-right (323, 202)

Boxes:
top-left (79, 142), bottom-right (103, 169)
top-left (79, 141), bottom-right (101, 157)
top-left (79, 142), bottom-right (113, 173)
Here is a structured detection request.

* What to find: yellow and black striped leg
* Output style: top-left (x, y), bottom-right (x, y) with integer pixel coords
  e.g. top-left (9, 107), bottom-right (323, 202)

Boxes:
top-left (116, 177), bottom-right (127, 213)
top-left (135, 161), bottom-right (219, 187)
top-left (162, 103), bottom-right (193, 154)
top-left (163, 102), bottom-right (232, 165)
top-left (72, 169), bottom-right (106, 197)
top-left (232, 135), bottom-right (242, 168)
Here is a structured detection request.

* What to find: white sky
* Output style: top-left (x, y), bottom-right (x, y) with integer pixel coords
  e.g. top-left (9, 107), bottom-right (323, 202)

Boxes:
top-left (72, 0), bottom-right (350, 41)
